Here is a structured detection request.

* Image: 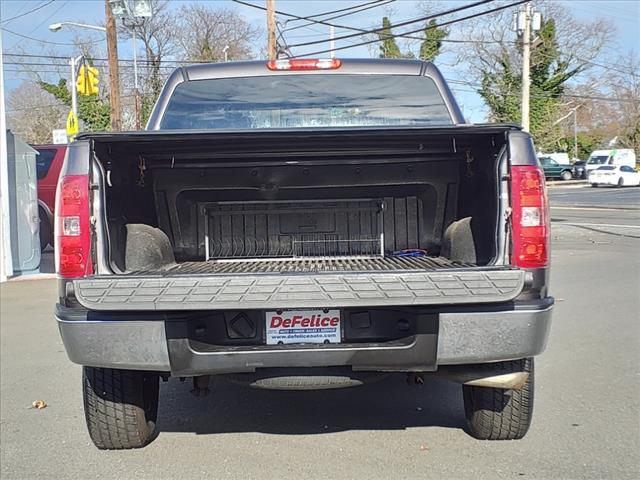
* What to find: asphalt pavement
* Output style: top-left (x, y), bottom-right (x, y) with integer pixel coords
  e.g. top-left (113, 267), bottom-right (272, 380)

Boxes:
top-left (1, 190), bottom-right (639, 480)
top-left (548, 184), bottom-right (640, 209)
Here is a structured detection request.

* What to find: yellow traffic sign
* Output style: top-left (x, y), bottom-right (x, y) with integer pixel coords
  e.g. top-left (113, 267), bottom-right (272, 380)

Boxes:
top-left (66, 110), bottom-right (79, 138)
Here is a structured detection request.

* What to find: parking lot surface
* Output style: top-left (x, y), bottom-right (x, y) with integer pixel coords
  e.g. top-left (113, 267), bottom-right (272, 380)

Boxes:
top-left (1, 195), bottom-right (639, 480)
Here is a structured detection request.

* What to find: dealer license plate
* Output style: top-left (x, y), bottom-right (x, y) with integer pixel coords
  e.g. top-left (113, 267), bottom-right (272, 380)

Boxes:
top-left (265, 309), bottom-right (341, 345)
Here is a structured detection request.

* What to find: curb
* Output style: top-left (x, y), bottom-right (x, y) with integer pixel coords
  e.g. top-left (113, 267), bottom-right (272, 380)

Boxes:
top-left (551, 205), bottom-right (640, 211)
top-left (547, 180), bottom-right (588, 189)
top-left (7, 273), bottom-right (57, 282)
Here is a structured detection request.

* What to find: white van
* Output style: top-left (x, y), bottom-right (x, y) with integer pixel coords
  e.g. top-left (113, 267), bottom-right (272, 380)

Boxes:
top-left (586, 149), bottom-right (636, 175)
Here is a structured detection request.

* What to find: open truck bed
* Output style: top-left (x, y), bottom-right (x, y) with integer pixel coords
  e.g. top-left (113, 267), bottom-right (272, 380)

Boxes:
top-left (73, 125), bottom-right (520, 310)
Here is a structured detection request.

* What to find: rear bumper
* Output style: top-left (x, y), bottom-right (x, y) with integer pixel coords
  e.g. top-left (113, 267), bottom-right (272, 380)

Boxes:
top-left (56, 299), bottom-right (553, 375)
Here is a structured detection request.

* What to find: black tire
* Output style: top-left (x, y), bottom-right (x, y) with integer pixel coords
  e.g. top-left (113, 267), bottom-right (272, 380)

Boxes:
top-left (83, 367), bottom-right (159, 450)
top-left (591, 183), bottom-right (598, 187)
top-left (463, 358), bottom-right (534, 441)
top-left (561, 170), bottom-right (573, 181)
top-left (617, 177), bottom-right (624, 187)
top-left (39, 210), bottom-right (51, 251)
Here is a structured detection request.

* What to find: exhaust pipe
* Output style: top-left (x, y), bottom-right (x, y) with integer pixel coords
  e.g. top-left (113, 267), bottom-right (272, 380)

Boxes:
top-left (433, 367), bottom-right (530, 390)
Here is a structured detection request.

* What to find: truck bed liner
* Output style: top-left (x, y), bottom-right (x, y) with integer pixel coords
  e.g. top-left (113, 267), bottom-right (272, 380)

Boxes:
top-left (151, 256), bottom-right (472, 275)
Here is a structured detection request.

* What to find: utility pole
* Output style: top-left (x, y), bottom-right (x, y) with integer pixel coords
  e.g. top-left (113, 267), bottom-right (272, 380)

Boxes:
top-left (520, 2), bottom-right (531, 132)
top-left (267, 0), bottom-right (276, 60)
top-left (514, 2), bottom-right (540, 133)
top-left (105, 0), bottom-right (122, 131)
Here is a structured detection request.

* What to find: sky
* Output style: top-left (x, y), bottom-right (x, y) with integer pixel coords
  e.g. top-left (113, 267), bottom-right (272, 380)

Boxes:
top-left (1, 0), bottom-right (639, 122)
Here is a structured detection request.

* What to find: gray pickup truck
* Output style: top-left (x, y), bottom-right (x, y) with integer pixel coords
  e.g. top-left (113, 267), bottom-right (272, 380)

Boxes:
top-left (55, 58), bottom-right (553, 449)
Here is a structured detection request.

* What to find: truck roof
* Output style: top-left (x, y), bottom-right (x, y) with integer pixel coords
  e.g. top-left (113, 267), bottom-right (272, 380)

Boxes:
top-left (145, 58), bottom-right (466, 129)
top-left (181, 58), bottom-right (431, 80)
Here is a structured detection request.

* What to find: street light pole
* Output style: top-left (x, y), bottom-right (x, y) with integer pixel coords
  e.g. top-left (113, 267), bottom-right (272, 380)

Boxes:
top-left (131, 30), bottom-right (141, 129)
top-left (573, 107), bottom-right (578, 160)
top-left (69, 55), bottom-right (84, 120)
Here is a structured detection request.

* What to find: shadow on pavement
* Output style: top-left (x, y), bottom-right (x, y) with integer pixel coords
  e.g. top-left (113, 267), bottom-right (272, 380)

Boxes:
top-left (156, 374), bottom-right (467, 436)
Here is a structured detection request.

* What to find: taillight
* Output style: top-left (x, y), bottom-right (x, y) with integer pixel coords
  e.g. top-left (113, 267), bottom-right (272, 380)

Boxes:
top-left (267, 58), bottom-right (342, 71)
top-left (510, 165), bottom-right (549, 269)
top-left (55, 174), bottom-right (93, 278)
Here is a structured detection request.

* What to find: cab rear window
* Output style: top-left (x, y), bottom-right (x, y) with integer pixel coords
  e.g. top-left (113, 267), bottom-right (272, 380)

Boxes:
top-left (160, 74), bottom-right (452, 130)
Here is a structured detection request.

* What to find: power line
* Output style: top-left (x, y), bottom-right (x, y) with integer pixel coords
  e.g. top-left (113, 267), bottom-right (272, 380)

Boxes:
top-left (290, 0), bottom-right (495, 49)
top-left (447, 78), bottom-right (639, 104)
top-left (0, 26), bottom-right (105, 45)
top-left (28, 1), bottom-right (69, 34)
top-left (236, 0), bottom-right (494, 49)
top-left (234, 0), bottom-right (509, 45)
top-left (1, 0), bottom-right (56, 25)
top-left (286, 0), bottom-right (388, 24)
top-left (284, 0), bottom-right (395, 34)
top-left (292, 0), bottom-right (527, 57)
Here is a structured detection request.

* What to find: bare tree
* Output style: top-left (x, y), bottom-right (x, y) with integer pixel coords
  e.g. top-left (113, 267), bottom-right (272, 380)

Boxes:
top-left (453, 0), bottom-right (614, 149)
top-left (116, 0), bottom-right (176, 101)
top-left (6, 82), bottom-right (67, 144)
top-left (175, 4), bottom-right (262, 62)
top-left (607, 53), bottom-right (640, 152)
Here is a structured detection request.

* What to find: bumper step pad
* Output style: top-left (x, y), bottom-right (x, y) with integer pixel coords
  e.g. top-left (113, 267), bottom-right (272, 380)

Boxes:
top-left (74, 269), bottom-right (524, 311)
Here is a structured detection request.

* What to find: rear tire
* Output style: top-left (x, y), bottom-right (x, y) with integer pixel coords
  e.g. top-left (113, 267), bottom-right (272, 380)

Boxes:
top-left (617, 177), bottom-right (624, 187)
top-left (561, 170), bottom-right (572, 181)
top-left (591, 183), bottom-right (598, 187)
top-left (39, 210), bottom-right (51, 251)
top-left (83, 367), bottom-right (159, 450)
top-left (463, 358), bottom-right (534, 440)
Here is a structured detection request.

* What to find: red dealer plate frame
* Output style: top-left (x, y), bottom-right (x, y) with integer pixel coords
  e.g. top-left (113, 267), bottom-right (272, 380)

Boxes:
top-left (265, 309), bottom-right (341, 345)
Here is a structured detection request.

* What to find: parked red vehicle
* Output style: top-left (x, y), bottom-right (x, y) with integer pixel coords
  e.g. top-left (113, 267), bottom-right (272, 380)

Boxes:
top-left (33, 144), bottom-right (66, 250)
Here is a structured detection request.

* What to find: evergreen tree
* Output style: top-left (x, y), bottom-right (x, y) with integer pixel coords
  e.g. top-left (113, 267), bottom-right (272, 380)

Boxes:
top-left (478, 19), bottom-right (583, 150)
top-left (419, 19), bottom-right (448, 62)
top-left (39, 79), bottom-right (111, 132)
top-left (378, 17), bottom-right (402, 58)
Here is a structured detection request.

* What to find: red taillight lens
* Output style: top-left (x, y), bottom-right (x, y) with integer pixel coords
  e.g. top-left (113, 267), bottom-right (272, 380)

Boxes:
top-left (510, 165), bottom-right (549, 269)
top-left (55, 174), bottom-right (93, 278)
top-left (267, 58), bottom-right (342, 71)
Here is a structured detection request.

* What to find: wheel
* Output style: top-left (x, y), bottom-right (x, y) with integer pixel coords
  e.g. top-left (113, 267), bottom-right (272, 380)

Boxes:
top-left (463, 358), bottom-right (534, 440)
top-left (39, 209), bottom-right (51, 251)
top-left (561, 170), bottom-right (573, 181)
top-left (591, 183), bottom-right (598, 188)
top-left (617, 177), bottom-right (624, 187)
top-left (83, 367), bottom-right (160, 449)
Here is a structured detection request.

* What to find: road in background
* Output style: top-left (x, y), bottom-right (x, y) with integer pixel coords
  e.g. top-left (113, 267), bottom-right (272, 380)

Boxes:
top-left (549, 185), bottom-right (640, 209)
top-left (2, 204), bottom-right (639, 479)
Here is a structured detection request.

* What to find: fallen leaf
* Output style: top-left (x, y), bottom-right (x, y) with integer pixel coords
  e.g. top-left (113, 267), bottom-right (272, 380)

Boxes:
top-left (31, 400), bottom-right (47, 409)
top-left (420, 444), bottom-right (429, 451)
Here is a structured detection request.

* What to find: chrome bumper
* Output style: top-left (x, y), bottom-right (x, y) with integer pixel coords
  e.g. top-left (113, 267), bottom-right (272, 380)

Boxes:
top-left (56, 302), bottom-right (553, 374)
